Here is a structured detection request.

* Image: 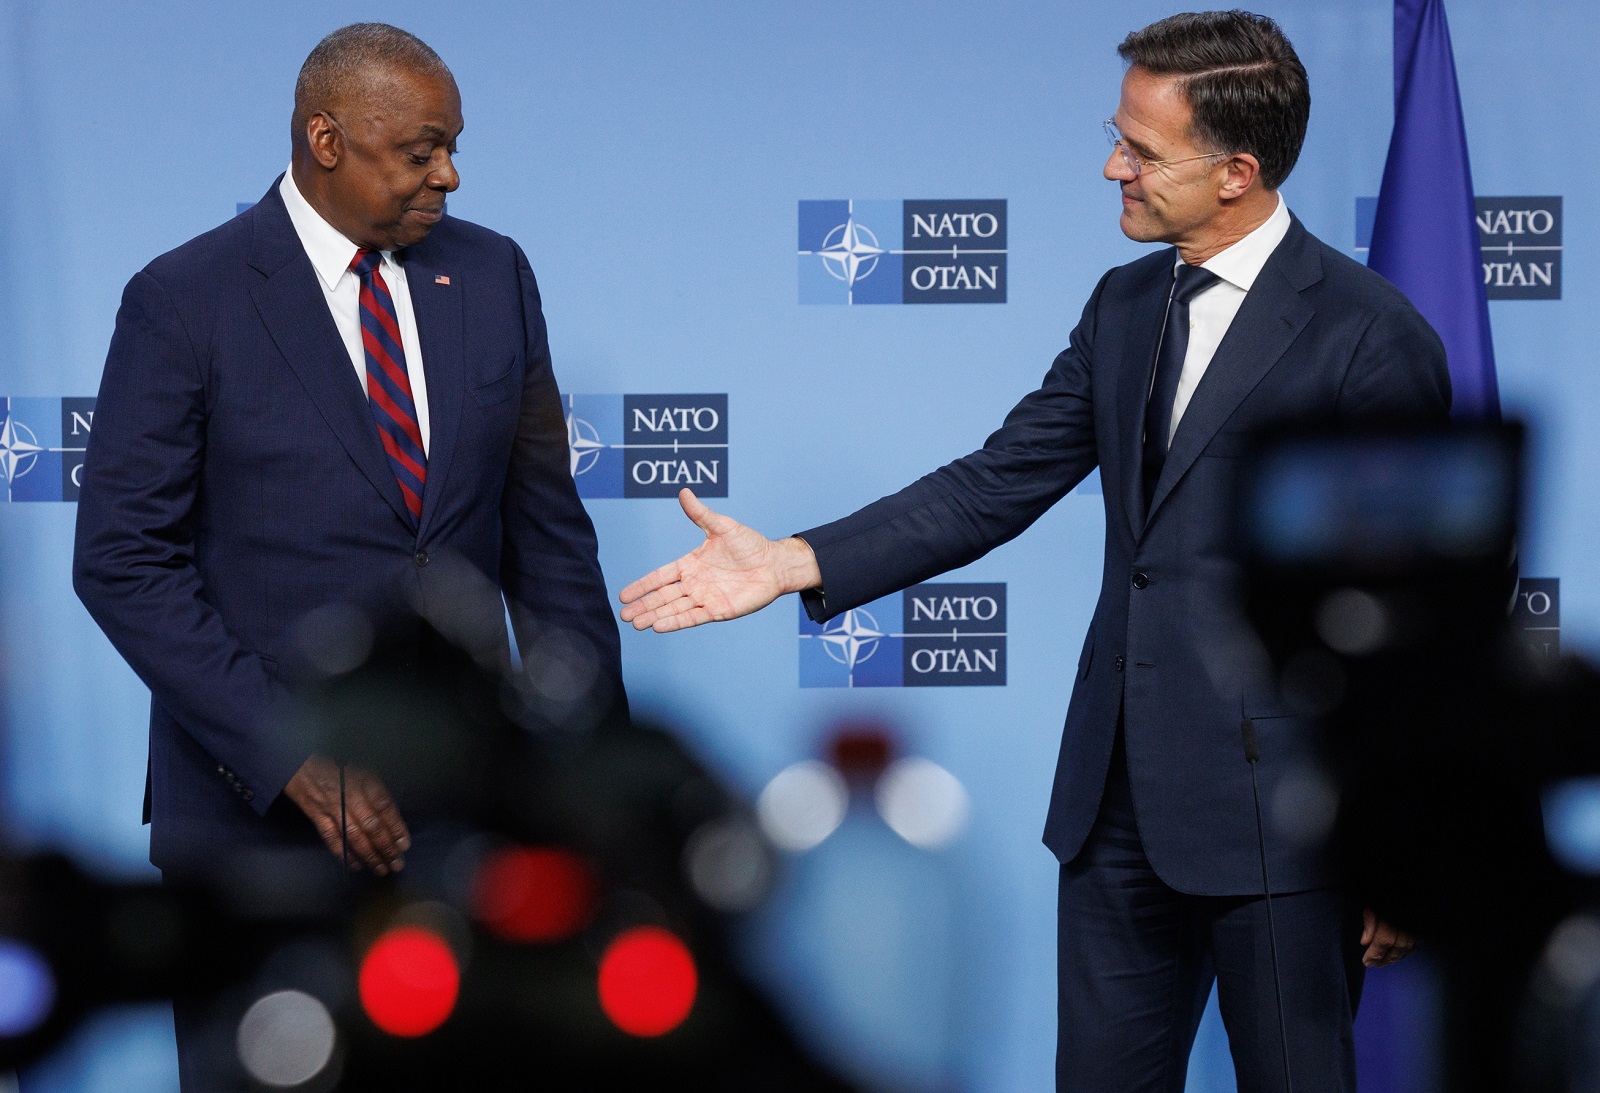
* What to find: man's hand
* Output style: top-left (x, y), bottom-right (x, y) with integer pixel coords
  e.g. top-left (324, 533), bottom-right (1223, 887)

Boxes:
top-left (283, 754), bottom-right (411, 875)
top-left (619, 489), bottom-right (821, 633)
top-left (1360, 908), bottom-right (1415, 968)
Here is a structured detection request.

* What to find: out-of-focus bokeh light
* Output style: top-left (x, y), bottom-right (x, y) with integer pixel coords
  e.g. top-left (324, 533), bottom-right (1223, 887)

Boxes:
top-left (471, 846), bottom-right (597, 942)
top-left (874, 757), bottom-right (970, 849)
top-left (1543, 777), bottom-right (1600, 874)
top-left (1541, 915), bottom-right (1600, 996)
top-left (597, 926), bottom-right (698, 1037)
top-left (0, 938), bottom-right (56, 1038)
top-left (756, 760), bottom-right (848, 851)
top-left (358, 926), bottom-right (460, 1038)
top-left (289, 602), bottom-right (375, 677)
top-left (1271, 766), bottom-right (1340, 847)
top-left (236, 989), bottom-right (337, 1088)
top-left (683, 817), bottom-right (773, 912)
top-left (1315, 588), bottom-right (1390, 656)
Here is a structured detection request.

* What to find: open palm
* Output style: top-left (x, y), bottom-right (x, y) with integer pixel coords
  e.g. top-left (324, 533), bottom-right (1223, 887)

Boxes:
top-left (619, 489), bottom-right (811, 632)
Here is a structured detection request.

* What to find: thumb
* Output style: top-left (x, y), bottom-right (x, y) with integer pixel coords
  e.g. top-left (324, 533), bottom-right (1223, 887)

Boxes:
top-left (1361, 908), bottom-right (1376, 947)
top-left (679, 488), bottom-right (727, 535)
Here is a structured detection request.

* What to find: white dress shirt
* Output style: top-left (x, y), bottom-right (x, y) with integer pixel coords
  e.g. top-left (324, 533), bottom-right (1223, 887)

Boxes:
top-left (1163, 193), bottom-right (1292, 445)
top-left (279, 170), bottom-right (431, 453)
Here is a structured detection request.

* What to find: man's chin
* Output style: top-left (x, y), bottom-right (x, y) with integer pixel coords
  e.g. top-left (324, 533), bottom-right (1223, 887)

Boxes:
top-left (1118, 210), bottom-right (1165, 244)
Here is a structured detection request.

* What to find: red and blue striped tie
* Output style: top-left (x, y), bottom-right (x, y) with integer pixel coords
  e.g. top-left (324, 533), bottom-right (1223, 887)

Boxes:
top-left (351, 249), bottom-right (426, 523)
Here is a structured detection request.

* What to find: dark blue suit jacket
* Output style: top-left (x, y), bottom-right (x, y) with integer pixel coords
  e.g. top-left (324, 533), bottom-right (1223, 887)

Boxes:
top-left (74, 181), bottom-right (624, 869)
top-left (800, 216), bottom-right (1449, 896)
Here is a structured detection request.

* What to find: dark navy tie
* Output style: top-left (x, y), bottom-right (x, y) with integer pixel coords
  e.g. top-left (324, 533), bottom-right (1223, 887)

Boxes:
top-left (1142, 261), bottom-right (1220, 507)
top-left (351, 249), bottom-right (427, 524)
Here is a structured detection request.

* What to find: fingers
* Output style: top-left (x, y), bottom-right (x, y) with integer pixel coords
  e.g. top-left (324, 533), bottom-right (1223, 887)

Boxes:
top-left (621, 570), bottom-right (692, 621)
top-left (651, 606), bottom-right (714, 633)
top-left (344, 772), bottom-right (409, 875)
top-left (284, 755), bottom-right (410, 875)
top-left (1360, 912), bottom-right (1416, 968)
top-left (619, 560), bottom-right (683, 608)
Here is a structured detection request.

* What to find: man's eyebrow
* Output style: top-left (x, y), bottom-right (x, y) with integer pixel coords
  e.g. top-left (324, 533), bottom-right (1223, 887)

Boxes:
top-left (1123, 134), bottom-right (1161, 159)
top-left (410, 123), bottom-right (454, 141)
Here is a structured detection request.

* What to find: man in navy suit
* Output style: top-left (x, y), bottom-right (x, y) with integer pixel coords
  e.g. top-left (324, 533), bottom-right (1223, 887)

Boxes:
top-left (74, 24), bottom-right (622, 893)
top-left (621, 12), bottom-right (1445, 1091)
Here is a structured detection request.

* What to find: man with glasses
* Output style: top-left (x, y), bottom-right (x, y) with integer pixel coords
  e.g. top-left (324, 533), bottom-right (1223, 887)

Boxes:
top-left (621, 11), bottom-right (1446, 1090)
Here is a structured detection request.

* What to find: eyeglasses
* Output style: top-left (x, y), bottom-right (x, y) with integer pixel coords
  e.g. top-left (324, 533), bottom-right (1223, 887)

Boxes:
top-left (1103, 120), bottom-right (1231, 178)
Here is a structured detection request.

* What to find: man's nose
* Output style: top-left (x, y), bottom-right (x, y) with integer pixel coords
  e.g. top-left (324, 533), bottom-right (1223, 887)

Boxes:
top-left (431, 155), bottom-right (460, 193)
top-left (1104, 149), bottom-right (1135, 183)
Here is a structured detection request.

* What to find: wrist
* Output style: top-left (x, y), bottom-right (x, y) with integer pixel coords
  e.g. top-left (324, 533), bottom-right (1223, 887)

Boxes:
top-left (775, 536), bottom-right (822, 596)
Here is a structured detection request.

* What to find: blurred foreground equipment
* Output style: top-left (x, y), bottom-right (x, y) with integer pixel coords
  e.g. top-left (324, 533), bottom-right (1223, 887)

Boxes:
top-left (1237, 420), bottom-right (1600, 1093)
top-left (0, 597), bottom-right (852, 1091)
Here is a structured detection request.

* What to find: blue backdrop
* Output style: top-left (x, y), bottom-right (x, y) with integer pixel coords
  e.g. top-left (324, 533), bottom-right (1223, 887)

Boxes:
top-left (0, 1), bottom-right (1590, 1090)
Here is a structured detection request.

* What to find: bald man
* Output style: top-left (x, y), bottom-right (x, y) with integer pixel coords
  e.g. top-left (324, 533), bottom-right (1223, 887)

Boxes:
top-left (73, 26), bottom-right (624, 1080)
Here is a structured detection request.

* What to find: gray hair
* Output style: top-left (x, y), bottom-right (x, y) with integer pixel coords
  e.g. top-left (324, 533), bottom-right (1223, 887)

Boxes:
top-left (293, 23), bottom-right (452, 132)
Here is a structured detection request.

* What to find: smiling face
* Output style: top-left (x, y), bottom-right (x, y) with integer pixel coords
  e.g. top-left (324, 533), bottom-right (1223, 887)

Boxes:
top-left (299, 64), bottom-right (463, 251)
top-left (1105, 65), bottom-right (1235, 251)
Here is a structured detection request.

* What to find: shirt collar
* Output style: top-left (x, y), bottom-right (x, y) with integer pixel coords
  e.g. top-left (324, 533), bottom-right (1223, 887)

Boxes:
top-left (278, 168), bottom-right (396, 291)
top-left (1181, 192), bottom-right (1291, 292)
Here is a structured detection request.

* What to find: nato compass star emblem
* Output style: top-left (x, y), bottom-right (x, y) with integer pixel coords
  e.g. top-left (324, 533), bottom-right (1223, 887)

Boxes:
top-left (818, 607), bottom-right (884, 671)
top-left (816, 218), bottom-right (885, 287)
top-left (0, 413), bottom-right (43, 486)
top-left (566, 410), bottom-right (605, 477)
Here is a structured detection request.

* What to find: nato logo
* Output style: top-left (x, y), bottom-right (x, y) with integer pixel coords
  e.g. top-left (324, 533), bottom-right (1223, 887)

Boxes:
top-left (1, 398), bottom-right (94, 502)
top-left (562, 393), bottom-right (728, 499)
top-left (799, 582), bottom-right (1006, 687)
top-left (798, 200), bottom-right (1007, 305)
top-left (1513, 577), bottom-right (1559, 661)
top-left (1355, 195), bottom-right (1562, 299)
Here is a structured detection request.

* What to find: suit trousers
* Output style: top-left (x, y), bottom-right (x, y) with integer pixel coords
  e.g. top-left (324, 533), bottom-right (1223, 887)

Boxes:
top-left (1056, 730), bottom-right (1366, 1092)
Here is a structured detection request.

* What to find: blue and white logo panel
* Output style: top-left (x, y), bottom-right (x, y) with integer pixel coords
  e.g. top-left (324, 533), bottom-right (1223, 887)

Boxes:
top-left (799, 199), bottom-right (1007, 305)
top-left (800, 582), bottom-right (1007, 687)
top-left (563, 393), bottom-right (728, 499)
top-left (1, 397), bottom-right (94, 503)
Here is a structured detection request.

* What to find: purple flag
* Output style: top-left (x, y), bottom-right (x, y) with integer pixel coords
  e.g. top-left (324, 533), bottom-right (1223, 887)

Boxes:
top-left (1367, 0), bottom-right (1499, 419)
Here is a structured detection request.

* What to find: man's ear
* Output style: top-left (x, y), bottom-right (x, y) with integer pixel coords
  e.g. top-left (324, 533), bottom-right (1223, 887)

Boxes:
top-left (305, 112), bottom-right (341, 171)
top-left (1218, 152), bottom-right (1261, 200)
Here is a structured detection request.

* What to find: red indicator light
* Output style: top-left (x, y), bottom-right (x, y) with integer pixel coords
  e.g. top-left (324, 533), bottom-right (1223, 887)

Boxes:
top-left (471, 846), bottom-right (597, 943)
top-left (597, 926), bottom-right (697, 1037)
top-left (358, 926), bottom-right (460, 1038)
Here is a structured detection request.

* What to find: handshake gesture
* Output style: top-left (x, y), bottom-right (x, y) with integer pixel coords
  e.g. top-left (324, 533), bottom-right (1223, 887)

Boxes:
top-left (619, 489), bottom-right (820, 632)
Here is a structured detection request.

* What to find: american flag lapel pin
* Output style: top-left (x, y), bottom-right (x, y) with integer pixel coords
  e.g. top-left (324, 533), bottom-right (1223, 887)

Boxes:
top-left (435, 274), bottom-right (451, 285)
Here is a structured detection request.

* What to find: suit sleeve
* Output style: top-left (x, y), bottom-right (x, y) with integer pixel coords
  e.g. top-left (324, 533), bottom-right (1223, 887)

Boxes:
top-left (1337, 300), bottom-right (1452, 422)
top-left (797, 270), bottom-right (1111, 622)
top-left (499, 241), bottom-right (627, 725)
top-left (73, 271), bottom-right (303, 815)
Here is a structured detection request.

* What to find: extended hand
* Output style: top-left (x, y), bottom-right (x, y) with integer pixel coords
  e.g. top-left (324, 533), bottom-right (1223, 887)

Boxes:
top-left (619, 489), bottom-right (820, 633)
top-left (284, 754), bottom-right (411, 875)
top-left (1360, 908), bottom-right (1415, 967)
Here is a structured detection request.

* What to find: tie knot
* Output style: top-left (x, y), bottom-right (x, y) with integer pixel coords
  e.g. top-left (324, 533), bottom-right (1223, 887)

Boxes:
top-left (350, 248), bottom-right (382, 278)
top-left (1172, 262), bottom-right (1220, 305)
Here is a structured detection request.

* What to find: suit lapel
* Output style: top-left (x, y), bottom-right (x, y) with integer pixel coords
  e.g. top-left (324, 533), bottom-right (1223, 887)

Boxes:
top-left (246, 183), bottom-right (413, 528)
top-left (1116, 253), bottom-right (1176, 540)
top-left (1144, 219), bottom-right (1320, 525)
top-left (403, 244), bottom-right (464, 540)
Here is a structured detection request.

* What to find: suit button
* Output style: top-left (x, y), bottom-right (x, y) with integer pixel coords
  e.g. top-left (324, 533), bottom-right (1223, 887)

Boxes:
top-left (1131, 571), bottom-right (1149, 589)
top-left (1114, 655), bottom-right (1125, 673)
top-left (414, 551), bottom-right (430, 568)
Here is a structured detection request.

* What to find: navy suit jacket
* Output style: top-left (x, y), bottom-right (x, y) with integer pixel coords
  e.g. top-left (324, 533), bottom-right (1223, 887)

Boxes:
top-left (74, 181), bottom-right (625, 870)
top-left (799, 216), bottom-right (1449, 896)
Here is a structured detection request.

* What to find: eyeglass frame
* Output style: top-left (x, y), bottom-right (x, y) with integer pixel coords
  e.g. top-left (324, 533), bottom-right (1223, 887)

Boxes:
top-left (1103, 120), bottom-right (1233, 178)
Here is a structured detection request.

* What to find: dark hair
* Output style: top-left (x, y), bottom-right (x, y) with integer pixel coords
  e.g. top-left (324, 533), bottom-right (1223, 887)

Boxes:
top-left (1117, 11), bottom-right (1309, 190)
top-left (293, 23), bottom-right (452, 133)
